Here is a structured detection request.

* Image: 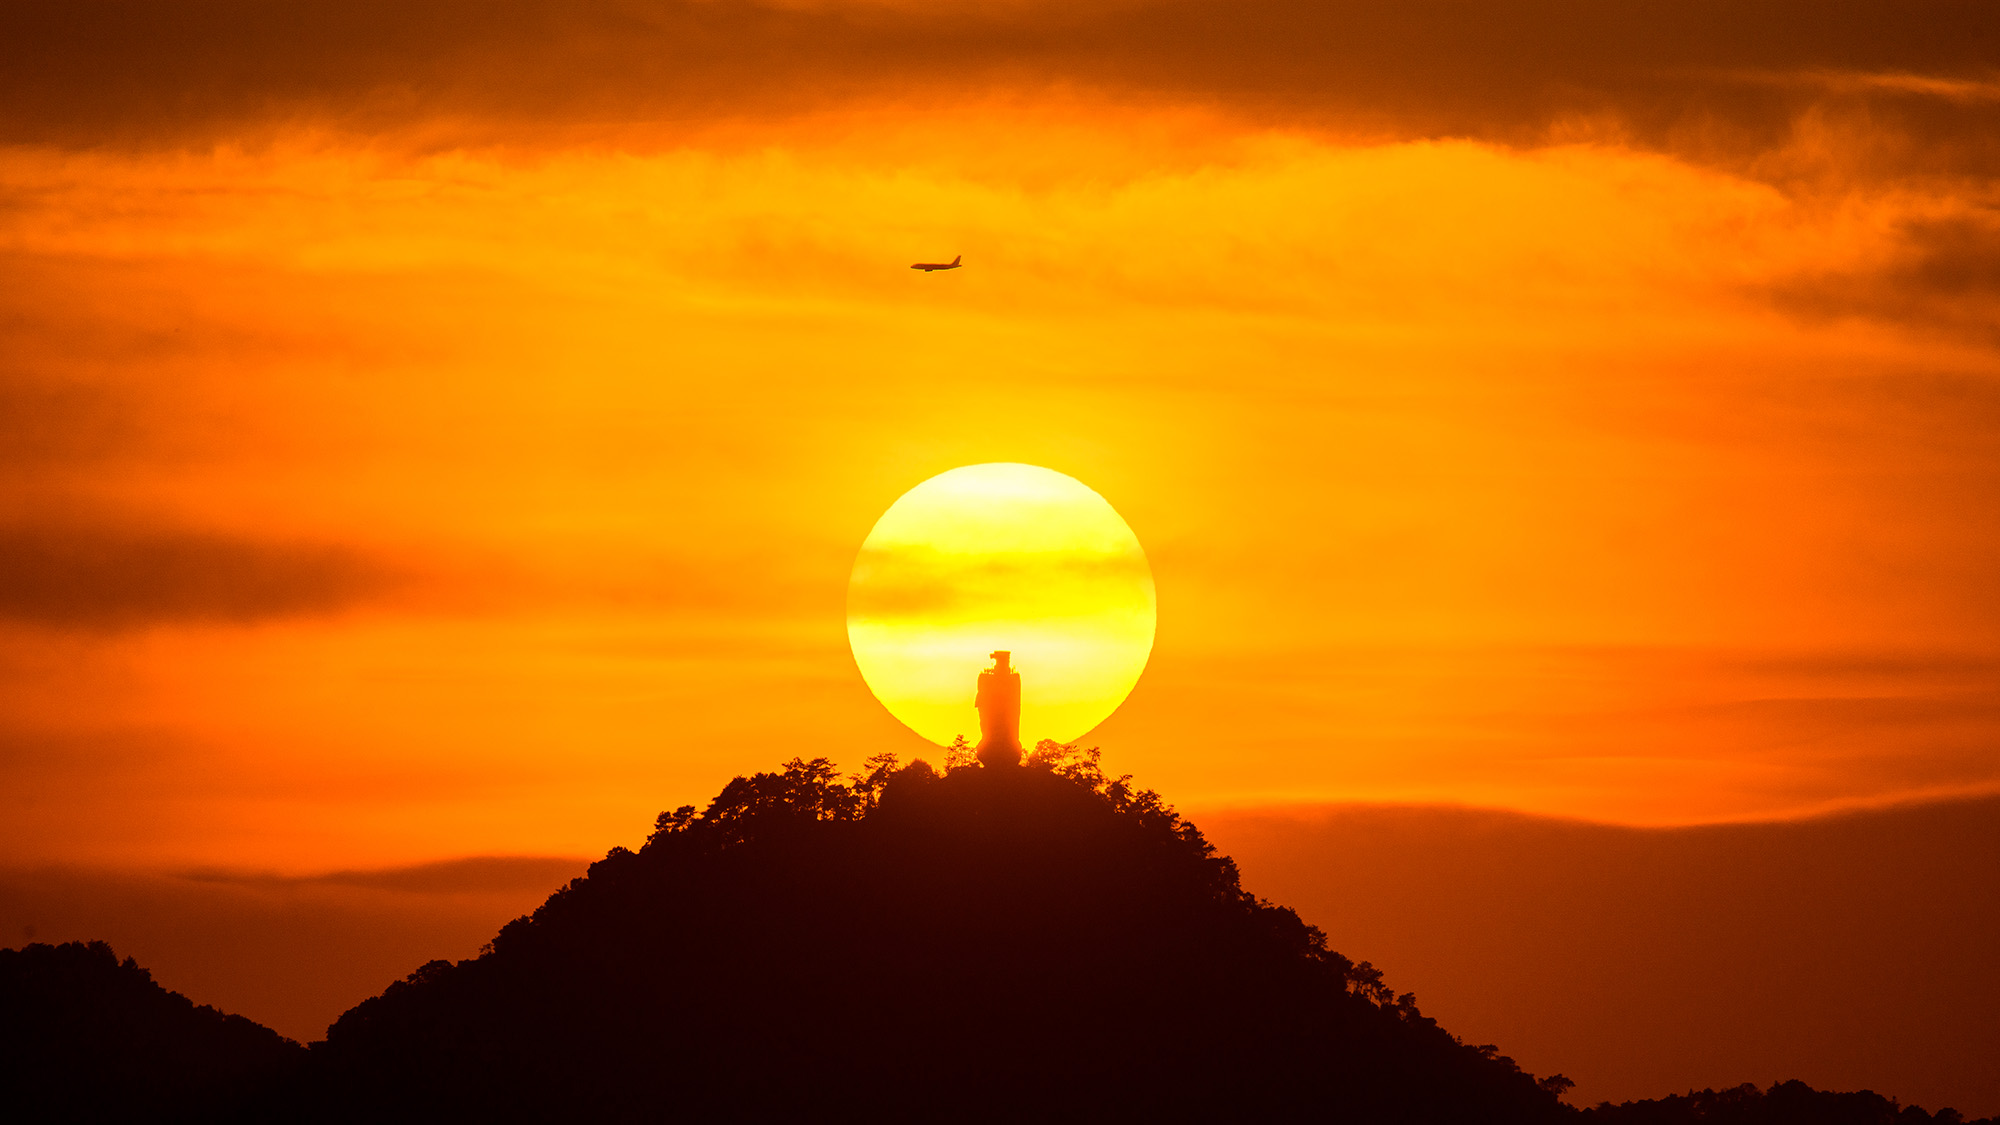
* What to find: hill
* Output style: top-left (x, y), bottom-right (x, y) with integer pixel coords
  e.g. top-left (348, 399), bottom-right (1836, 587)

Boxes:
top-left (1585, 1080), bottom-right (1993, 1125)
top-left (305, 746), bottom-right (1570, 1123)
top-left (0, 939), bottom-right (304, 1123)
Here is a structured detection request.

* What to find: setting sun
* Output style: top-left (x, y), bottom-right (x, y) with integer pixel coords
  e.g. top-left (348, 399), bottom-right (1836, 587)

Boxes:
top-left (847, 463), bottom-right (1156, 747)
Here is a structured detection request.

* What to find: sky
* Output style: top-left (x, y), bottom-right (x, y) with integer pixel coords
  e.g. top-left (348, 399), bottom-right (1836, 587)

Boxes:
top-left (3, 0), bottom-right (1998, 1109)
top-left (7, 0), bottom-right (2000, 871)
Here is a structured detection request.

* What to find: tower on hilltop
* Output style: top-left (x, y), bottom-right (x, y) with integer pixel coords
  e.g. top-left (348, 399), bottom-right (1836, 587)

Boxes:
top-left (974, 650), bottom-right (1023, 767)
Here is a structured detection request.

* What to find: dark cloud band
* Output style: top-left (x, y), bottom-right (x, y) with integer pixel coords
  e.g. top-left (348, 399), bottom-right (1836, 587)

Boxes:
top-left (0, 525), bottom-right (396, 629)
top-left (1, 0), bottom-right (1995, 169)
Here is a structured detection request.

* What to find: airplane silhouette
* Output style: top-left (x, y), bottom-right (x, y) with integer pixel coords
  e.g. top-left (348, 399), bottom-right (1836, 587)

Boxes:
top-left (911, 255), bottom-right (962, 271)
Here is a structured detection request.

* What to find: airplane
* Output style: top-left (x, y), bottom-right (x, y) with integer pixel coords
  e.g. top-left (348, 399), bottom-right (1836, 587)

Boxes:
top-left (911, 255), bottom-right (962, 272)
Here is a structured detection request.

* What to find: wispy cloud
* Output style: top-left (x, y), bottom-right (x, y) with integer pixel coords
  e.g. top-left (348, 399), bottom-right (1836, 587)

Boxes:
top-left (176, 855), bottom-right (588, 895)
top-left (1712, 67), bottom-right (2000, 103)
top-left (1770, 210), bottom-right (2000, 342)
top-left (0, 524), bottom-right (399, 629)
top-left (848, 545), bottom-right (1151, 621)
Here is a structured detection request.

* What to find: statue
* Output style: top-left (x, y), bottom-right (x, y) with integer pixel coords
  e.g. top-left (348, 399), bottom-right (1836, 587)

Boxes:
top-left (974, 650), bottom-right (1022, 767)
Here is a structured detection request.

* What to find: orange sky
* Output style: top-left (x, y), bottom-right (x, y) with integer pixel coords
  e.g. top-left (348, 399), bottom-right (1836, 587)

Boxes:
top-left (3, 0), bottom-right (2000, 874)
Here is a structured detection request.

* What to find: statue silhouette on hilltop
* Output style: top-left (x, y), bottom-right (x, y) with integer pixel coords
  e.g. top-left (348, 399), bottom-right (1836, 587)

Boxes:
top-left (975, 650), bottom-right (1023, 767)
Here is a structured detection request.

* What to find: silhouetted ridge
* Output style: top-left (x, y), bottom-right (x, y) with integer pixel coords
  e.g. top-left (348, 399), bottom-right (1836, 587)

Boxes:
top-left (309, 746), bottom-right (1572, 1123)
top-left (0, 940), bottom-right (303, 1124)
top-left (1582, 1080), bottom-right (1996, 1125)
top-left (8, 750), bottom-right (1994, 1123)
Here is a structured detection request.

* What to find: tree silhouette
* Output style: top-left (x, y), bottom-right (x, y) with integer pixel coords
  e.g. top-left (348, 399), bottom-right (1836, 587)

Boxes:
top-left (1581, 1080), bottom-right (1993, 1125)
top-left (0, 940), bottom-right (303, 1124)
top-left (305, 745), bottom-right (1575, 1123)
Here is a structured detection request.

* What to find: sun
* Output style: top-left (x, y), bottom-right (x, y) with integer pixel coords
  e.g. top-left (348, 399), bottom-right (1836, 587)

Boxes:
top-left (847, 463), bottom-right (1157, 748)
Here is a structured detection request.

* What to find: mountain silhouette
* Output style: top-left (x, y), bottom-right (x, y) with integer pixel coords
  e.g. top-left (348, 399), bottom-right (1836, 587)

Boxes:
top-left (1587, 1081), bottom-right (1993, 1125)
top-left (304, 745), bottom-right (1569, 1122)
top-left (6, 746), bottom-right (1995, 1123)
top-left (0, 939), bottom-right (303, 1124)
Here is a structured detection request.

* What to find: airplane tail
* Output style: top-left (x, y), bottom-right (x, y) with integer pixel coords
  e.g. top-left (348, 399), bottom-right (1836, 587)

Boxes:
top-left (951, 255), bottom-right (961, 266)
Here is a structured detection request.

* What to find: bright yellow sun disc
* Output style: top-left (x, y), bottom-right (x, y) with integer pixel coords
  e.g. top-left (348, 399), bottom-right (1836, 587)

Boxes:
top-left (847, 463), bottom-right (1157, 747)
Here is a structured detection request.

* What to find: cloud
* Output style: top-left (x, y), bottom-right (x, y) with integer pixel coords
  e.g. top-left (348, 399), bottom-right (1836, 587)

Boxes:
top-left (848, 544), bottom-right (1152, 621)
top-left (0, 722), bottom-right (191, 793)
top-left (1771, 208), bottom-right (2000, 342)
top-left (177, 855), bottom-right (589, 895)
top-left (1728, 69), bottom-right (2000, 103)
top-left (0, 369), bottom-right (141, 469)
top-left (0, 523), bottom-right (400, 629)
top-left (1, 0), bottom-right (1995, 173)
